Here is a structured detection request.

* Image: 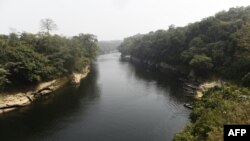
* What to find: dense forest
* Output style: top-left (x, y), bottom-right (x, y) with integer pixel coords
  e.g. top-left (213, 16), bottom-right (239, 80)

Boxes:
top-left (98, 40), bottom-right (121, 54)
top-left (0, 32), bottom-right (98, 91)
top-left (118, 6), bottom-right (250, 141)
top-left (118, 6), bottom-right (250, 86)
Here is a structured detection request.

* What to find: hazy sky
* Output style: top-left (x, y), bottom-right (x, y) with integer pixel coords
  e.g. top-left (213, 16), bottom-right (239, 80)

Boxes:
top-left (0, 0), bottom-right (250, 40)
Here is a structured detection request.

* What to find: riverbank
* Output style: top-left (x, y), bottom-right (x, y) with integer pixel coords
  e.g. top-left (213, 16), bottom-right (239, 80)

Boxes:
top-left (174, 83), bottom-right (250, 141)
top-left (128, 56), bottom-right (179, 73)
top-left (120, 55), bottom-right (189, 85)
top-left (124, 56), bottom-right (249, 141)
top-left (0, 65), bottom-right (90, 114)
top-left (194, 80), bottom-right (223, 99)
top-left (121, 55), bottom-right (223, 98)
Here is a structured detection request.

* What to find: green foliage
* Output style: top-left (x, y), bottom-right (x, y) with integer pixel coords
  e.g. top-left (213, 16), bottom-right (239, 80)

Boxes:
top-left (117, 7), bottom-right (250, 140)
top-left (189, 55), bottom-right (213, 74)
top-left (118, 6), bottom-right (250, 85)
top-left (3, 45), bottom-right (56, 83)
top-left (0, 66), bottom-right (9, 90)
top-left (0, 32), bottom-right (97, 90)
top-left (224, 23), bottom-right (250, 80)
top-left (174, 84), bottom-right (250, 141)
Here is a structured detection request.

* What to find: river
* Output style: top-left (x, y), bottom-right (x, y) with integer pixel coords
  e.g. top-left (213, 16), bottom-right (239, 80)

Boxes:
top-left (0, 53), bottom-right (191, 141)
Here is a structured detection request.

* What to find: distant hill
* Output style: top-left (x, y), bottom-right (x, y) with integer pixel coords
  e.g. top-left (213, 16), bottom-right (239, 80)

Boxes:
top-left (98, 40), bottom-right (122, 54)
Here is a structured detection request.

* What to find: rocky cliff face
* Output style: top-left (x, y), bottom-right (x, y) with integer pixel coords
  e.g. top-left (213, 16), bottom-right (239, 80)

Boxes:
top-left (71, 65), bottom-right (90, 85)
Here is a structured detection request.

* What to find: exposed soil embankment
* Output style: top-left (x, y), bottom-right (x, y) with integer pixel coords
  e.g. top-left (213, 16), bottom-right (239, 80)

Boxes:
top-left (194, 80), bottom-right (223, 99)
top-left (0, 65), bottom-right (90, 114)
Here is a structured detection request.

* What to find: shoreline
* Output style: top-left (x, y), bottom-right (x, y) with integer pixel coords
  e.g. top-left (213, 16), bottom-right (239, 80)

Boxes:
top-left (121, 55), bottom-right (223, 99)
top-left (0, 65), bottom-right (90, 114)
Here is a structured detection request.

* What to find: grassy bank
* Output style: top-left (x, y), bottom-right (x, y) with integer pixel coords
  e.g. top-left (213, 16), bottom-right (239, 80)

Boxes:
top-left (174, 84), bottom-right (250, 141)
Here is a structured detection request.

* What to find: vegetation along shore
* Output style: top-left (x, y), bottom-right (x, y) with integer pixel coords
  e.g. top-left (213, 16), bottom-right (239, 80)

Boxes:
top-left (0, 20), bottom-right (98, 114)
top-left (118, 6), bottom-right (250, 141)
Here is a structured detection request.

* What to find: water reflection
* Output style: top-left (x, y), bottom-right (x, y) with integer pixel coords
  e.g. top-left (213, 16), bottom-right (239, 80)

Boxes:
top-left (119, 58), bottom-right (191, 103)
top-left (0, 53), bottom-right (190, 141)
top-left (0, 64), bottom-right (100, 141)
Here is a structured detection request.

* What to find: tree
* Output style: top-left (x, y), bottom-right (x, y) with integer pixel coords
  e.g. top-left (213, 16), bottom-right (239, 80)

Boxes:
top-left (40, 18), bottom-right (57, 34)
top-left (189, 55), bottom-right (214, 74)
top-left (118, 6), bottom-right (250, 83)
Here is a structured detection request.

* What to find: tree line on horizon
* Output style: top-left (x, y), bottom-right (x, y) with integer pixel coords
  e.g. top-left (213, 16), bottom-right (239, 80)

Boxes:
top-left (97, 40), bottom-right (121, 54)
top-left (118, 6), bottom-right (250, 87)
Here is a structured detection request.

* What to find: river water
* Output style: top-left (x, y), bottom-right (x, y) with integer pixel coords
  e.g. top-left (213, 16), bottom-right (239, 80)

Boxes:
top-left (0, 53), bottom-right (191, 141)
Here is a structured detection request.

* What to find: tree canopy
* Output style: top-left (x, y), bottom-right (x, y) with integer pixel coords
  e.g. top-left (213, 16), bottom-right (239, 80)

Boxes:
top-left (0, 32), bottom-right (97, 90)
top-left (118, 6), bottom-right (250, 86)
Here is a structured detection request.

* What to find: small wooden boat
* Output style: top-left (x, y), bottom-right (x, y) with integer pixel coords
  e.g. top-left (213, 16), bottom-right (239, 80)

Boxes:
top-left (184, 83), bottom-right (198, 89)
top-left (183, 86), bottom-right (196, 92)
top-left (184, 103), bottom-right (193, 109)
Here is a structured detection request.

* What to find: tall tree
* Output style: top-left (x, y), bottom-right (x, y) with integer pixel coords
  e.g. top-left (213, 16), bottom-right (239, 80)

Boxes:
top-left (40, 18), bottom-right (57, 34)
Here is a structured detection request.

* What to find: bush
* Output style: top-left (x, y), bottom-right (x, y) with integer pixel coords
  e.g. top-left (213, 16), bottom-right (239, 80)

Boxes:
top-left (174, 84), bottom-right (250, 141)
top-left (189, 55), bottom-right (214, 74)
top-left (0, 33), bottom-right (98, 89)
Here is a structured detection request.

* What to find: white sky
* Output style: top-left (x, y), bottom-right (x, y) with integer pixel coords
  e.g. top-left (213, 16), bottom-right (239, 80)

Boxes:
top-left (0, 0), bottom-right (250, 40)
